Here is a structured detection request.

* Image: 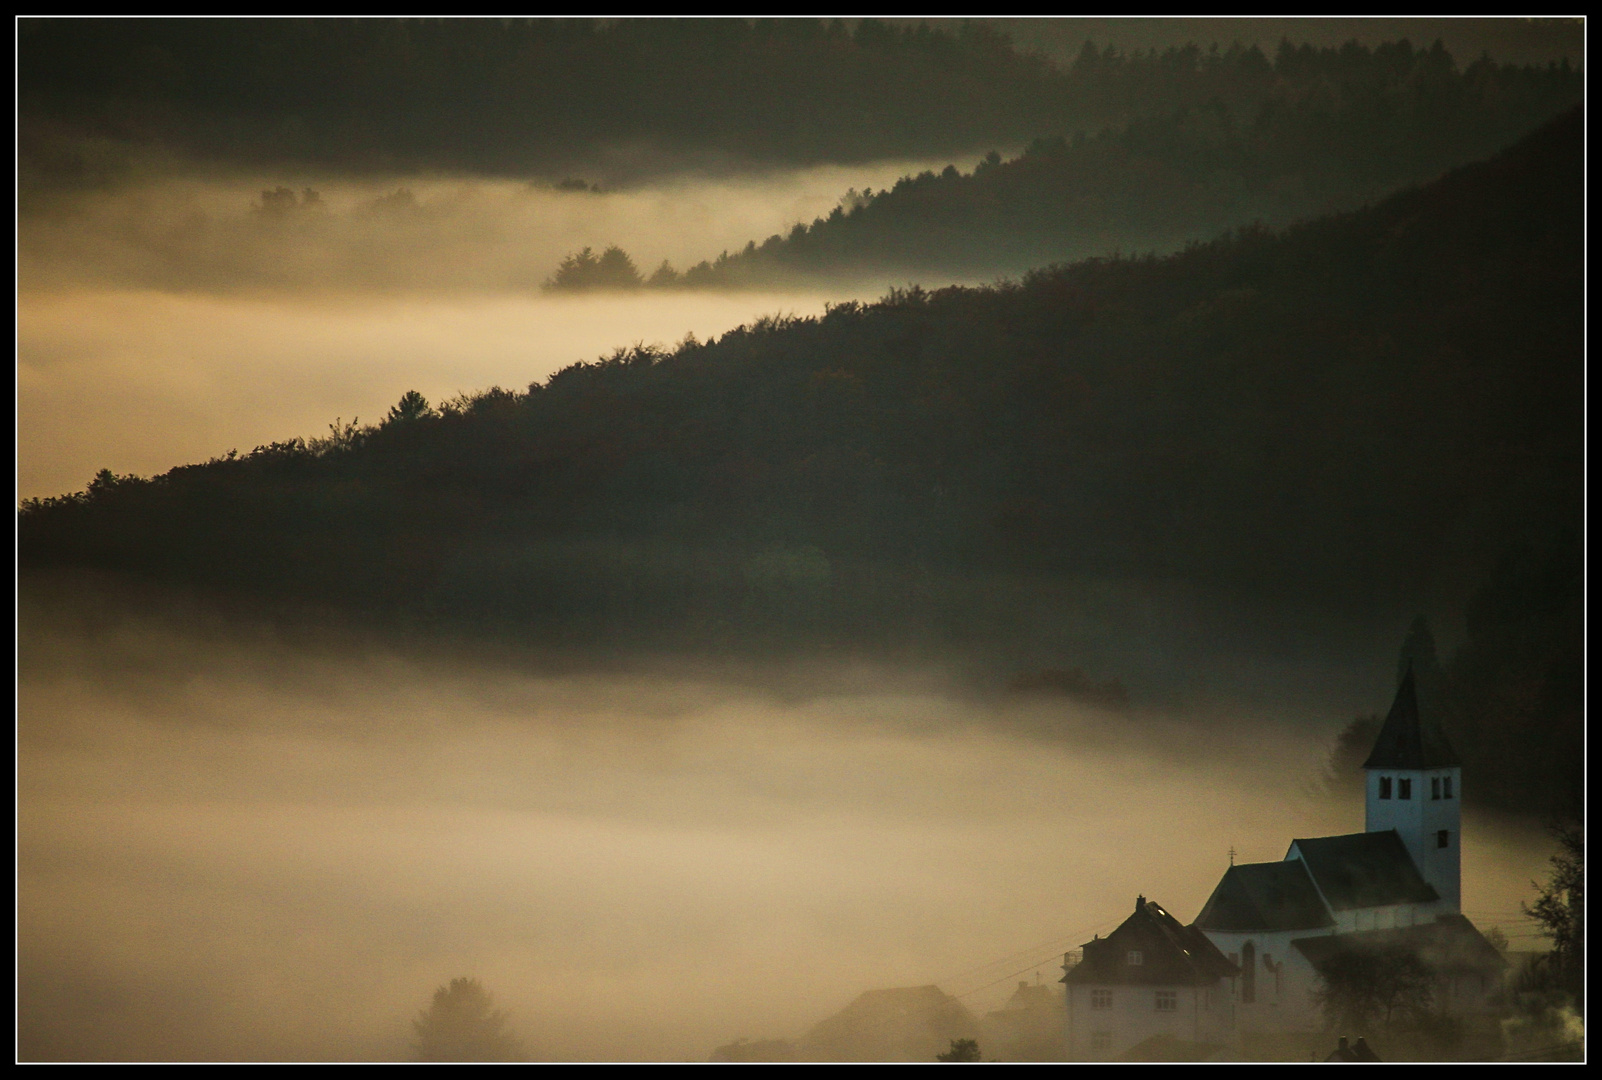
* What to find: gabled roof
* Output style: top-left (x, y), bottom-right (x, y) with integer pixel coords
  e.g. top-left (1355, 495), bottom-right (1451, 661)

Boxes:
top-left (1362, 666), bottom-right (1460, 769)
top-left (1193, 859), bottom-right (1336, 933)
top-left (1064, 897), bottom-right (1239, 986)
top-left (1289, 831), bottom-right (1439, 911)
top-left (1292, 914), bottom-right (1508, 975)
top-left (1117, 1034), bottom-right (1228, 1062)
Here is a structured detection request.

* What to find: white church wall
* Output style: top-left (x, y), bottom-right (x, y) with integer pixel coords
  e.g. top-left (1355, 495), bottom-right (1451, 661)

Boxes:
top-left (1202, 929), bottom-right (1325, 1033)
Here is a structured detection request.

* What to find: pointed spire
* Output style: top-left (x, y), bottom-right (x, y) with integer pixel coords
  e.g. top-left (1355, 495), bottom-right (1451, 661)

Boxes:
top-left (1362, 662), bottom-right (1460, 769)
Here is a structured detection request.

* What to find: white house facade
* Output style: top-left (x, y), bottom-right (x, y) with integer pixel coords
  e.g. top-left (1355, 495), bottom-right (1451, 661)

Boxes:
top-left (1062, 896), bottom-right (1238, 1061)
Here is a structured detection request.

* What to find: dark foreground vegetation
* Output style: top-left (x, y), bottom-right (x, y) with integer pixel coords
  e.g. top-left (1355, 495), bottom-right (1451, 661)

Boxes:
top-left (21, 111), bottom-right (1580, 812)
top-left (545, 41), bottom-right (1579, 288)
top-left (20, 19), bottom-right (1577, 198)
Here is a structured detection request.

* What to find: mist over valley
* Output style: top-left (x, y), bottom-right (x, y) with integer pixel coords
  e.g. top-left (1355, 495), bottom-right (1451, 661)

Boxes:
top-left (16, 17), bottom-right (1583, 1063)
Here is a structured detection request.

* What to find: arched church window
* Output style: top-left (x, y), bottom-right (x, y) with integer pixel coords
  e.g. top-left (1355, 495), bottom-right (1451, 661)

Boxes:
top-left (1379, 776), bottom-right (1392, 799)
top-left (1398, 778), bottom-right (1412, 799)
top-left (1241, 941), bottom-right (1256, 1003)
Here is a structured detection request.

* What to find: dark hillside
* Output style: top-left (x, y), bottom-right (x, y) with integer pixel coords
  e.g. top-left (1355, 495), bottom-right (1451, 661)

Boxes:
top-left (633, 45), bottom-right (1579, 287)
top-left (21, 109), bottom-right (1581, 667)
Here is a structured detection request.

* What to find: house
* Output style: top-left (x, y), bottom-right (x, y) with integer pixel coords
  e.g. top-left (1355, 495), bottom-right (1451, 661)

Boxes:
top-left (981, 980), bottom-right (1065, 1061)
top-left (1062, 667), bottom-right (1507, 1058)
top-left (1062, 896), bottom-right (1238, 1060)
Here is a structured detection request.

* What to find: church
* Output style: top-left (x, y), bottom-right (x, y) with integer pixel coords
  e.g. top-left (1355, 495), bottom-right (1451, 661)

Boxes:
top-left (1061, 668), bottom-right (1508, 1061)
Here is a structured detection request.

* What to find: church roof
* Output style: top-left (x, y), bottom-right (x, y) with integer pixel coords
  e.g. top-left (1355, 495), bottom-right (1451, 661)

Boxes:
top-left (1292, 914), bottom-right (1508, 975)
top-left (1289, 831), bottom-right (1439, 911)
top-left (1064, 897), bottom-right (1239, 986)
top-left (1362, 666), bottom-right (1460, 769)
top-left (1192, 859), bottom-right (1336, 933)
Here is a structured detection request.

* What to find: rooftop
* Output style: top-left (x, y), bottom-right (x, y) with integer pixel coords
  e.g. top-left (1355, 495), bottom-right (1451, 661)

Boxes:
top-left (1065, 896), bottom-right (1239, 986)
top-left (1193, 859), bottom-right (1336, 933)
top-left (1289, 830), bottom-right (1440, 911)
top-left (1362, 665), bottom-right (1461, 769)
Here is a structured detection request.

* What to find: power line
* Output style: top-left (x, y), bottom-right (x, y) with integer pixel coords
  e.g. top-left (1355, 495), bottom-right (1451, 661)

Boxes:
top-left (941, 920), bottom-right (1116, 987)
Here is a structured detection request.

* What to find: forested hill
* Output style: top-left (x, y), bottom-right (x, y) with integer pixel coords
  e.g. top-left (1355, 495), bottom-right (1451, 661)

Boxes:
top-left (20, 19), bottom-right (1578, 193)
top-left (22, 109), bottom-right (1581, 662)
top-left (566, 43), bottom-right (1579, 288)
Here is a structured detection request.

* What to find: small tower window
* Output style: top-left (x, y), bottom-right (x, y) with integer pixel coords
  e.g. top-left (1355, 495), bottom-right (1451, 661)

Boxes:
top-left (1438, 830), bottom-right (1450, 849)
top-left (1091, 1031), bottom-right (1112, 1051)
top-left (1398, 778), bottom-right (1412, 800)
top-left (1432, 777), bottom-right (1441, 800)
top-left (1444, 775), bottom-right (1454, 799)
top-left (1379, 776), bottom-right (1392, 799)
top-left (1155, 990), bottom-right (1177, 1012)
top-left (1126, 950), bottom-right (1143, 966)
top-left (1090, 989), bottom-right (1112, 1010)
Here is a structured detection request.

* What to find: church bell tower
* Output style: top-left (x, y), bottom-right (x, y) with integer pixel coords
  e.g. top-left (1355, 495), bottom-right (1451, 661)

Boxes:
top-left (1363, 665), bottom-right (1462, 912)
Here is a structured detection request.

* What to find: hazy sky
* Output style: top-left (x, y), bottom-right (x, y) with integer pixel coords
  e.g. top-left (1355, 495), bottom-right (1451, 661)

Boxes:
top-left (18, 598), bottom-right (1554, 1060)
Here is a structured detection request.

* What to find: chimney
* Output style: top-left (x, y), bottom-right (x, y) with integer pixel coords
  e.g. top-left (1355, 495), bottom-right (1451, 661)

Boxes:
top-left (1337, 1037), bottom-right (1349, 1051)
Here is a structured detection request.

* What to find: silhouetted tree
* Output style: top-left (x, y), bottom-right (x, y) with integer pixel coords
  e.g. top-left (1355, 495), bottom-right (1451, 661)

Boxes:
top-left (411, 977), bottom-right (524, 1062)
top-left (545, 245), bottom-right (643, 291)
top-left (385, 390), bottom-right (435, 425)
top-left (1523, 818), bottom-right (1583, 1005)
top-left (937, 1038), bottom-right (982, 1061)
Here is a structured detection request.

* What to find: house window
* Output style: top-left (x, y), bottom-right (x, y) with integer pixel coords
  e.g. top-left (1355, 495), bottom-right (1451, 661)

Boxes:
top-left (1090, 989), bottom-right (1112, 1010)
top-left (1398, 777), bottom-right (1412, 800)
top-left (1379, 776), bottom-right (1392, 799)
top-left (1444, 775), bottom-right (1454, 799)
top-left (1126, 950), bottom-right (1143, 966)
top-left (1438, 829), bottom-right (1450, 849)
top-left (1155, 991), bottom-right (1177, 1012)
top-left (1432, 777), bottom-right (1441, 799)
top-left (1091, 1031), bottom-right (1112, 1051)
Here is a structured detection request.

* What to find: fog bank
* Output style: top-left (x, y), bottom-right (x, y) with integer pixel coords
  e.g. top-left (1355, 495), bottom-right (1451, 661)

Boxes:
top-left (18, 604), bottom-right (1554, 1060)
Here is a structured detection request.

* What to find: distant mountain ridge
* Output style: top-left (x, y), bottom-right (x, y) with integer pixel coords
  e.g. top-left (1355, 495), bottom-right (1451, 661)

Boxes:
top-left (550, 42), bottom-right (1578, 288)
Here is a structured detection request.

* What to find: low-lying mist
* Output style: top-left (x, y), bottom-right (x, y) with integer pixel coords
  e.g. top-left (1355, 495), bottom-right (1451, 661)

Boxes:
top-left (18, 591), bottom-right (1555, 1061)
top-left (19, 160), bottom-right (980, 296)
top-left (18, 160), bottom-right (989, 501)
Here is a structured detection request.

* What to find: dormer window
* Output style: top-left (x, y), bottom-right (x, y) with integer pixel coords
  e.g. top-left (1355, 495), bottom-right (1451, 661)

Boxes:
top-left (1379, 776), bottom-right (1392, 799)
top-left (1127, 950), bottom-right (1144, 966)
top-left (1398, 778), bottom-right (1412, 800)
top-left (1444, 776), bottom-right (1454, 799)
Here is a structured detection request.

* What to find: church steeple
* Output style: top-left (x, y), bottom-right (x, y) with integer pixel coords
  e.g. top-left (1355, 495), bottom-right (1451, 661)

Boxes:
top-left (1363, 663), bottom-right (1461, 912)
top-left (1362, 664), bottom-right (1460, 770)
